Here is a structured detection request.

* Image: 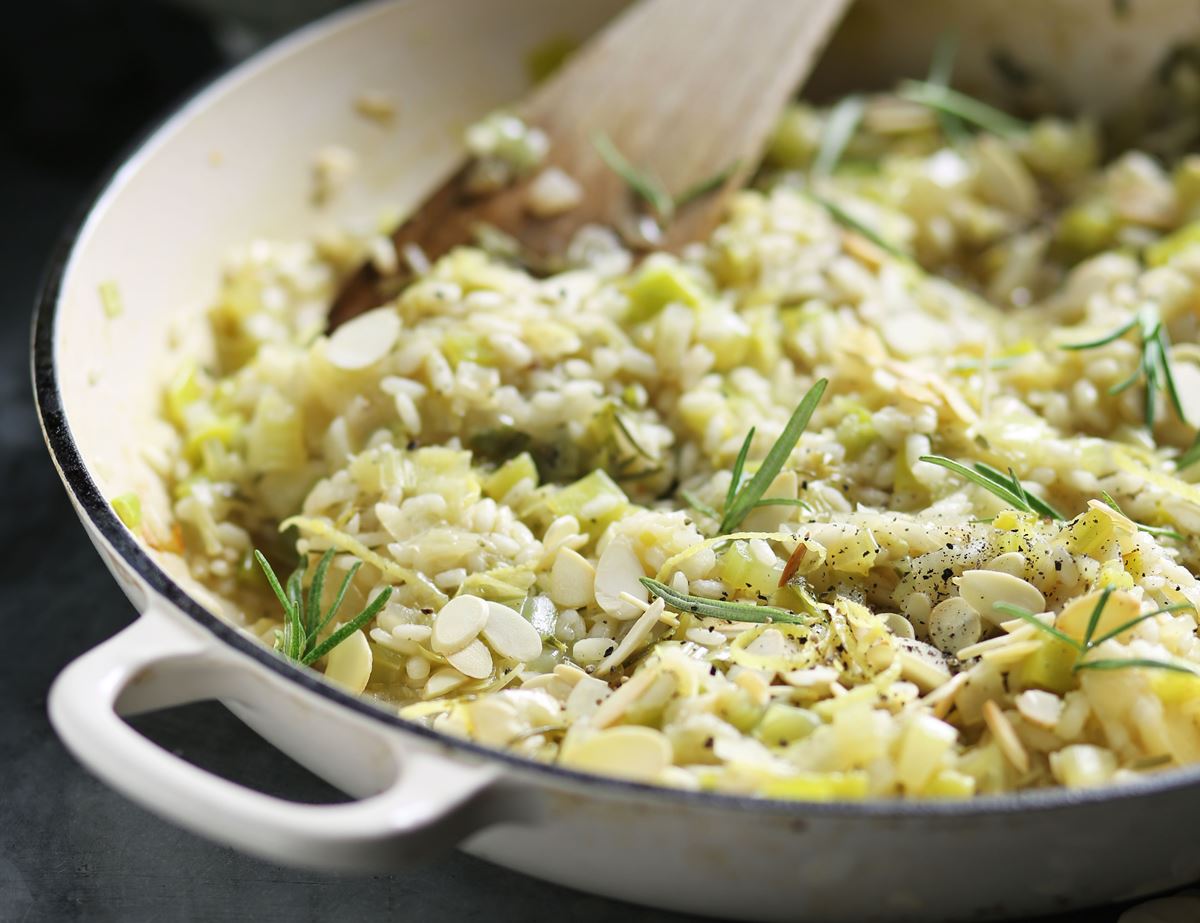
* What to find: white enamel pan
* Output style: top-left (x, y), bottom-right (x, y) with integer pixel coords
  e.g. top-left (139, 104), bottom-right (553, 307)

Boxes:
top-left (33, 1), bottom-right (1200, 919)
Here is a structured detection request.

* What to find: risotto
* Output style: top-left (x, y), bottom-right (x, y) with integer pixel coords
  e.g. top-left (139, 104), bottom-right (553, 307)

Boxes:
top-left (148, 80), bottom-right (1200, 800)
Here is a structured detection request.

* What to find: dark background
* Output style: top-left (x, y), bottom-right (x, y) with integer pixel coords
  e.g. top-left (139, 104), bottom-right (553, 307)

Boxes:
top-left (0, 2), bottom-right (1177, 920)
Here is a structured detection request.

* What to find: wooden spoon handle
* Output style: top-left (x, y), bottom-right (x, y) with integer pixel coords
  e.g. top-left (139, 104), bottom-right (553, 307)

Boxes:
top-left (330, 0), bottom-right (849, 328)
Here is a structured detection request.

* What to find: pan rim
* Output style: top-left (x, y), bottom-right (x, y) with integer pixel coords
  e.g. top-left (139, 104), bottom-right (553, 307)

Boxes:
top-left (31, 0), bottom-right (1200, 822)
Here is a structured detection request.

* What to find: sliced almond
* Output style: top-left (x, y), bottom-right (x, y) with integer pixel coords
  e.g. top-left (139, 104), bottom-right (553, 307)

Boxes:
top-left (423, 667), bottom-right (467, 699)
top-left (550, 547), bottom-right (595, 609)
top-left (591, 666), bottom-right (659, 728)
top-left (927, 597), bottom-right (982, 655)
top-left (565, 675), bottom-right (613, 721)
top-left (559, 726), bottom-right (673, 782)
top-left (431, 594), bottom-right (490, 654)
top-left (594, 536), bottom-right (648, 620)
top-left (1056, 588), bottom-right (1141, 644)
top-left (595, 599), bottom-right (665, 677)
top-left (896, 638), bottom-right (952, 692)
top-left (957, 569), bottom-right (1045, 626)
top-left (1015, 689), bottom-right (1063, 730)
top-left (482, 600), bottom-right (543, 662)
top-left (572, 637), bottom-right (616, 665)
top-left (323, 628), bottom-right (372, 694)
top-left (326, 307), bottom-right (400, 370)
top-left (979, 638), bottom-right (1043, 667)
top-left (446, 638), bottom-right (493, 679)
top-left (465, 697), bottom-right (523, 746)
top-left (983, 700), bottom-right (1030, 774)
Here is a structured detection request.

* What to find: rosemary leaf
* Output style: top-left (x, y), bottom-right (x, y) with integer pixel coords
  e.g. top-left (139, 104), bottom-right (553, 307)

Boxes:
top-left (675, 160), bottom-right (741, 209)
top-left (1074, 657), bottom-right (1200, 676)
top-left (641, 577), bottom-right (806, 625)
top-left (927, 32), bottom-right (970, 142)
top-left (255, 550), bottom-right (294, 618)
top-left (1178, 432), bottom-right (1200, 472)
top-left (310, 561), bottom-right (363, 645)
top-left (920, 455), bottom-right (1048, 517)
top-left (1080, 587), bottom-right (1114, 651)
top-left (752, 498), bottom-right (811, 510)
top-left (808, 193), bottom-right (911, 261)
top-left (1062, 317), bottom-right (1138, 352)
top-left (993, 602), bottom-right (1082, 651)
top-left (681, 489), bottom-right (720, 521)
top-left (1097, 490), bottom-right (1184, 541)
top-left (813, 95), bottom-right (865, 178)
top-left (612, 410), bottom-right (656, 461)
top-left (1088, 602), bottom-right (1196, 648)
top-left (305, 549), bottom-right (335, 637)
top-left (726, 428), bottom-right (756, 511)
top-left (593, 132), bottom-right (673, 220)
top-left (720, 379), bottom-right (828, 534)
top-left (303, 587), bottom-right (393, 665)
top-left (897, 79), bottom-right (1027, 138)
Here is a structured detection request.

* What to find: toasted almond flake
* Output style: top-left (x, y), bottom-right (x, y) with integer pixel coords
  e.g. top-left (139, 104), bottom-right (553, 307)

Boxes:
top-left (423, 667), bottom-right (467, 698)
top-left (983, 700), bottom-right (1030, 773)
top-left (391, 624), bottom-right (433, 642)
top-left (559, 726), bottom-right (672, 782)
top-left (482, 600), bottom-right (543, 662)
top-left (446, 638), bottom-right (493, 679)
top-left (979, 638), bottom-right (1044, 667)
top-left (549, 547), bottom-right (595, 608)
top-left (591, 666), bottom-right (659, 728)
top-left (594, 536), bottom-right (649, 620)
top-left (431, 594), bottom-right (490, 654)
top-left (1015, 689), bottom-right (1064, 730)
top-left (326, 307), bottom-right (401, 370)
top-left (323, 628), bottom-right (372, 694)
top-left (957, 569), bottom-right (1045, 626)
top-left (595, 598), bottom-right (666, 677)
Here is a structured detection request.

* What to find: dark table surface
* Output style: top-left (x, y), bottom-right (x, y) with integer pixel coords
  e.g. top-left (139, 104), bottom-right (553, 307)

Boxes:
top-left (0, 3), bottom-right (1183, 921)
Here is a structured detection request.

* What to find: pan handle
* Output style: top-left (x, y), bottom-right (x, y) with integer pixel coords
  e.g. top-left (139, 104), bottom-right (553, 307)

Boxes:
top-left (48, 603), bottom-right (531, 871)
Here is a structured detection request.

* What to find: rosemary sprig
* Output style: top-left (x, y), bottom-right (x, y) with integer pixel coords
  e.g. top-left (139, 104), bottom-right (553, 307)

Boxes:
top-left (1097, 490), bottom-right (1184, 542)
top-left (640, 577), bottom-right (806, 625)
top-left (994, 589), bottom-right (1197, 677)
top-left (1061, 306), bottom-right (1187, 432)
top-left (897, 79), bottom-right (1028, 139)
top-left (919, 455), bottom-right (1064, 520)
top-left (593, 132), bottom-right (738, 221)
top-left (812, 94), bottom-right (865, 178)
top-left (807, 193), bottom-right (911, 262)
top-left (255, 548), bottom-right (392, 666)
top-left (719, 378), bottom-right (828, 533)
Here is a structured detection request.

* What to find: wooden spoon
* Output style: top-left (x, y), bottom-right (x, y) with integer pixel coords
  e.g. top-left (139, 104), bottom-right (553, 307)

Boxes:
top-left (330, 0), bottom-right (850, 328)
